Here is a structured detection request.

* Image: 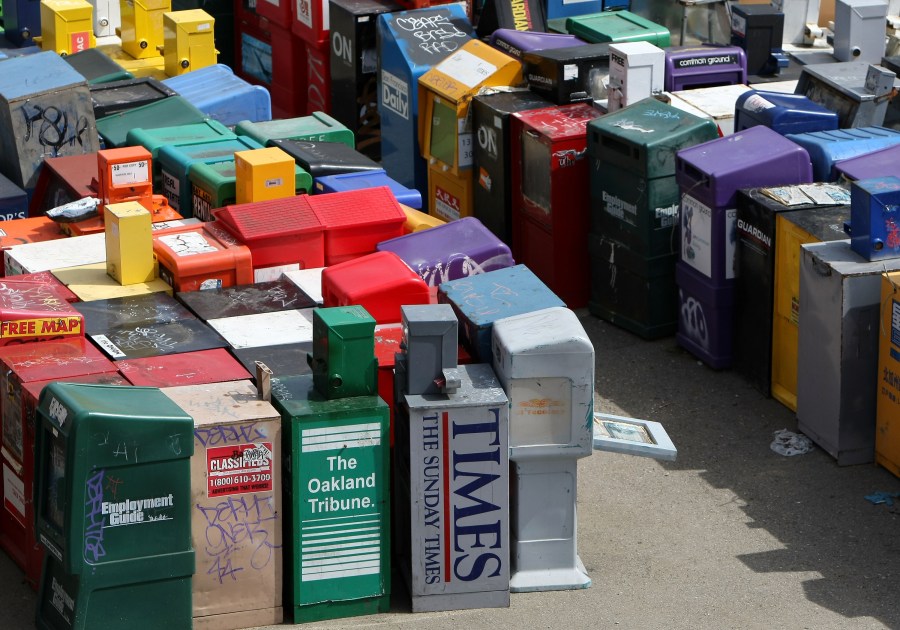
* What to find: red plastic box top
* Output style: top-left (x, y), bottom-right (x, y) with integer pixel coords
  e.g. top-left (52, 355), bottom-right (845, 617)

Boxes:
top-left (322, 250), bottom-right (430, 323)
top-left (307, 187), bottom-right (406, 265)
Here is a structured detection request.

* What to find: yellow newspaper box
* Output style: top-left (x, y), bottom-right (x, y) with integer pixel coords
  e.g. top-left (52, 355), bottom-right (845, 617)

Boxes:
top-left (39, 0), bottom-right (96, 56)
top-left (428, 162), bottom-right (473, 223)
top-left (162, 9), bottom-right (217, 77)
top-left (877, 271), bottom-right (900, 478)
top-left (418, 39), bottom-right (522, 176)
top-left (418, 39), bottom-right (522, 219)
top-left (104, 201), bottom-right (157, 285)
top-left (120, 0), bottom-right (171, 60)
top-left (234, 147), bottom-right (296, 204)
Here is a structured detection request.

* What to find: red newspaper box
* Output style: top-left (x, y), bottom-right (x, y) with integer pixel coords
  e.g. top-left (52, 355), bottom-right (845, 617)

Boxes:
top-left (117, 348), bottom-right (252, 387)
top-left (212, 195), bottom-right (325, 279)
top-left (0, 339), bottom-right (121, 589)
top-left (510, 103), bottom-right (600, 308)
top-left (308, 186), bottom-right (406, 264)
top-left (322, 250), bottom-right (430, 323)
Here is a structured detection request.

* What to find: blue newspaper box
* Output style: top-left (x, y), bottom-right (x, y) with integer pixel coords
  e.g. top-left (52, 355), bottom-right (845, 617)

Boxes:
top-left (163, 64), bottom-right (271, 127)
top-left (314, 169), bottom-right (422, 209)
top-left (0, 171), bottom-right (28, 220)
top-left (0, 51), bottom-right (100, 193)
top-left (438, 264), bottom-right (565, 362)
top-left (735, 90), bottom-right (839, 135)
top-left (850, 176), bottom-right (900, 261)
top-left (377, 5), bottom-right (473, 193)
top-left (3, 0), bottom-right (41, 46)
top-left (785, 127), bottom-right (900, 182)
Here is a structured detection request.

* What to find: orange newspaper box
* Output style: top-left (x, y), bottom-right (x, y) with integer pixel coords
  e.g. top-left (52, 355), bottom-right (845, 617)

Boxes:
top-left (65, 146), bottom-right (182, 236)
top-left (152, 223), bottom-right (254, 291)
top-left (0, 217), bottom-right (66, 275)
top-left (97, 146), bottom-right (154, 207)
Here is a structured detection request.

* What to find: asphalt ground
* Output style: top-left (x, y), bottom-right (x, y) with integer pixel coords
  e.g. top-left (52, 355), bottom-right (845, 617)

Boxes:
top-left (3, 309), bottom-right (900, 629)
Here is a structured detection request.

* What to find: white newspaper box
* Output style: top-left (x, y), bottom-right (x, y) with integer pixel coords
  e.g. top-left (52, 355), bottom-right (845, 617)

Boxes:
top-left (394, 304), bottom-right (511, 612)
top-left (89, 0), bottom-right (120, 37)
top-left (833, 0), bottom-right (888, 64)
top-left (608, 41), bottom-right (665, 113)
top-left (493, 307), bottom-right (679, 593)
top-left (491, 306), bottom-right (594, 592)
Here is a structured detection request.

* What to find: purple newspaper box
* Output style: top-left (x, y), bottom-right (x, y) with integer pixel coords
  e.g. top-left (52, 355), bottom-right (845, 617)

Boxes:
top-left (676, 262), bottom-right (735, 370)
top-left (490, 29), bottom-right (586, 61)
top-left (664, 46), bottom-right (747, 92)
top-left (675, 125), bottom-right (813, 368)
top-left (376, 216), bottom-right (514, 287)
top-left (676, 125), bottom-right (813, 285)
top-left (834, 144), bottom-right (900, 183)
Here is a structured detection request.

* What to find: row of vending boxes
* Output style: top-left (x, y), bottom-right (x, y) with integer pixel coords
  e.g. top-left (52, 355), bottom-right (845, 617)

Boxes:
top-left (621, 115), bottom-right (900, 475)
top-left (0, 59), bottom-right (896, 292)
top-left (7, 0), bottom-right (900, 454)
top-left (1, 1), bottom-right (895, 226)
top-left (1, 80), bottom-right (897, 357)
top-left (0, 256), bottom-right (619, 628)
top-left (6, 0), bottom-right (891, 211)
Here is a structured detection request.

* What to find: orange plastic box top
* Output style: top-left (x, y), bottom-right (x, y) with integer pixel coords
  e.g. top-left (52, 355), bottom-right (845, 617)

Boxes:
top-left (152, 223), bottom-right (254, 292)
top-left (0, 216), bottom-right (66, 275)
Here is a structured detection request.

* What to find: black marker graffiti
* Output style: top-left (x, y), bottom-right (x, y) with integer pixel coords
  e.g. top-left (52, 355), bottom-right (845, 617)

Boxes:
top-left (21, 104), bottom-right (89, 157)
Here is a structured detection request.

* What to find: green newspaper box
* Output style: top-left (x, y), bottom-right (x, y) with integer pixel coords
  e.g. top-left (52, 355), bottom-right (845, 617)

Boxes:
top-left (274, 374), bottom-right (390, 623)
top-left (274, 306), bottom-right (390, 622)
top-left (309, 306), bottom-right (378, 400)
top-left (235, 112), bottom-right (355, 148)
top-left (34, 383), bottom-right (195, 630)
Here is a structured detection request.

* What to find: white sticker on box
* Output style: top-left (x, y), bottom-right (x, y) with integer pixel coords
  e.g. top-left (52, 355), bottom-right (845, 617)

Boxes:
top-left (725, 208), bottom-right (737, 280)
top-left (434, 186), bottom-right (461, 221)
top-left (564, 64), bottom-right (578, 81)
top-left (459, 132), bottom-right (474, 168)
top-left (296, 0), bottom-right (312, 28)
top-left (162, 170), bottom-right (180, 209)
top-left (152, 219), bottom-right (192, 231)
top-left (381, 69), bottom-right (409, 120)
top-left (111, 160), bottom-right (149, 186)
top-left (436, 49), bottom-right (498, 89)
top-left (743, 94), bottom-right (775, 112)
top-left (159, 232), bottom-right (218, 256)
top-left (92, 334), bottom-right (127, 358)
top-left (681, 194), bottom-right (713, 278)
top-left (3, 464), bottom-right (25, 524)
top-left (265, 178), bottom-right (283, 188)
top-left (731, 13), bottom-right (746, 36)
